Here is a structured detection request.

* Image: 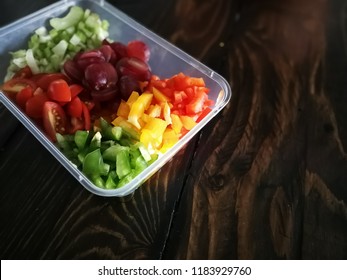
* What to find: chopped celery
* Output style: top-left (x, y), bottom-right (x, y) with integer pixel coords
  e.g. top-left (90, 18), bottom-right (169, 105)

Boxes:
top-left (69, 34), bottom-right (81, 46)
top-left (25, 49), bottom-right (40, 74)
top-left (5, 5), bottom-right (109, 81)
top-left (52, 40), bottom-right (68, 57)
top-left (49, 6), bottom-right (84, 30)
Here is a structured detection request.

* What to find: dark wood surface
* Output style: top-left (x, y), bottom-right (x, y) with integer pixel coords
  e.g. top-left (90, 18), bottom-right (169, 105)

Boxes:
top-left (1, 0), bottom-right (347, 260)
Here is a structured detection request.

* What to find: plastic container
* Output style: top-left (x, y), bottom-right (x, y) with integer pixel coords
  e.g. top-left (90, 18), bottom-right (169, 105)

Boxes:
top-left (0, 0), bottom-right (231, 197)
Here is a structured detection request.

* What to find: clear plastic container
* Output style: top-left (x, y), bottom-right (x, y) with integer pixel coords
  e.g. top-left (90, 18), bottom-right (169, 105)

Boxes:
top-left (0, 0), bottom-right (231, 197)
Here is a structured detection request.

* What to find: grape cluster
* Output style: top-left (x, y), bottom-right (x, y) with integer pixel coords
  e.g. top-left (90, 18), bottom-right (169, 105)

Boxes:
top-left (63, 39), bottom-right (151, 102)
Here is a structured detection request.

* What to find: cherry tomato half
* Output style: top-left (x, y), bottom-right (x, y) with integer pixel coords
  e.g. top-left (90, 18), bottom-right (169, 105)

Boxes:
top-left (66, 96), bottom-right (83, 118)
top-left (42, 101), bottom-right (67, 141)
top-left (69, 84), bottom-right (84, 98)
top-left (13, 66), bottom-right (33, 79)
top-left (32, 73), bottom-right (71, 91)
top-left (16, 86), bottom-right (33, 109)
top-left (82, 102), bottom-right (91, 131)
top-left (25, 93), bottom-right (49, 118)
top-left (1, 78), bottom-right (37, 93)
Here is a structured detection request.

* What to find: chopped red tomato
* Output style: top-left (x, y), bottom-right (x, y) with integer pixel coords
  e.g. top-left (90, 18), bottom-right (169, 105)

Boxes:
top-left (47, 79), bottom-right (72, 102)
top-left (42, 101), bottom-right (67, 141)
top-left (16, 86), bottom-right (33, 109)
top-left (66, 96), bottom-right (83, 118)
top-left (33, 73), bottom-right (71, 91)
top-left (25, 93), bottom-right (49, 118)
top-left (68, 117), bottom-right (85, 134)
top-left (186, 89), bottom-right (207, 115)
top-left (82, 102), bottom-right (91, 130)
top-left (196, 107), bottom-right (212, 123)
top-left (69, 84), bottom-right (84, 98)
top-left (12, 66), bottom-right (33, 79)
top-left (1, 78), bottom-right (36, 93)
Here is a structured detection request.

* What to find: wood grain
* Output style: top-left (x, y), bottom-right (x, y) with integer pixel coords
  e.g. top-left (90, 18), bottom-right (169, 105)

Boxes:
top-left (165, 0), bottom-right (347, 259)
top-left (1, 0), bottom-right (347, 260)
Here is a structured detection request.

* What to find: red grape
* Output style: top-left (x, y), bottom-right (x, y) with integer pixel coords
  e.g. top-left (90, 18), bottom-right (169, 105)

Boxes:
top-left (127, 40), bottom-right (150, 62)
top-left (116, 57), bottom-right (151, 82)
top-left (63, 59), bottom-right (83, 82)
top-left (109, 41), bottom-right (128, 60)
top-left (90, 87), bottom-right (118, 102)
top-left (84, 62), bottom-right (118, 91)
top-left (119, 75), bottom-right (141, 100)
top-left (77, 50), bottom-right (105, 70)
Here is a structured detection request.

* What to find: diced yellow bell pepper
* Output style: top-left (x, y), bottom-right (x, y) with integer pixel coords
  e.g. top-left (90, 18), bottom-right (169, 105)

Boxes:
top-left (180, 115), bottom-right (197, 130)
top-left (117, 100), bottom-right (130, 118)
top-left (171, 113), bottom-right (183, 134)
top-left (126, 91), bottom-right (140, 107)
top-left (141, 113), bottom-right (151, 124)
top-left (160, 128), bottom-right (179, 153)
top-left (161, 102), bottom-right (172, 125)
top-left (128, 93), bottom-right (153, 129)
top-left (140, 117), bottom-right (167, 150)
top-left (146, 104), bottom-right (161, 118)
top-left (140, 128), bottom-right (161, 152)
top-left (144, 117), bottom-right (167, 135)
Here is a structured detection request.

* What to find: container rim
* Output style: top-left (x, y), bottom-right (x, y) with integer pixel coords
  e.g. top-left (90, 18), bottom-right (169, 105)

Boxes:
top-left (0, 0), bottom-right (232, 197)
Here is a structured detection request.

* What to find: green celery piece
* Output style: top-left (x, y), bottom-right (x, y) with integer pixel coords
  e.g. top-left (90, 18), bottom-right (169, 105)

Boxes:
top-left (102, 20), bottom-right (109, 30)
top-left (66, 26), bottom-right (75, 34)
top-left (116, 149), bottom-right (131, 179)
top-left (83, 8), bottom-right (91, 19)
top-left (6, 6), bottom-right (110, 80)
top-left (52, 40), bottom-right (68, 57)
top-left (25, 49), bottom-right (40, 74)
top-left (50, 6), bottom-right (84, 30)
top-left (69, 34), bottom-right (81, 46)
top-left (85, 13), bottom-right (100, 29)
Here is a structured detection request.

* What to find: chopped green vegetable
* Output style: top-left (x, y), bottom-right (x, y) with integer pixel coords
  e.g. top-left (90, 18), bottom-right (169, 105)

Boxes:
top-left (74, 130), bottom-right (89, 151)
top-left (55, 118), bottom-right (157, 189)
top-left (83, 148), bottom-right (110, 177)
top-left (5, 6), bottom-right (109, 81)
top-left (50, 6), bottom-right (84, 30)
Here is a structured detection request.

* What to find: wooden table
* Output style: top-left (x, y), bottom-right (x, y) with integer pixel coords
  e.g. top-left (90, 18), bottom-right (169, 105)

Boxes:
top-left (1, 0), bottom-right (347, 260)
